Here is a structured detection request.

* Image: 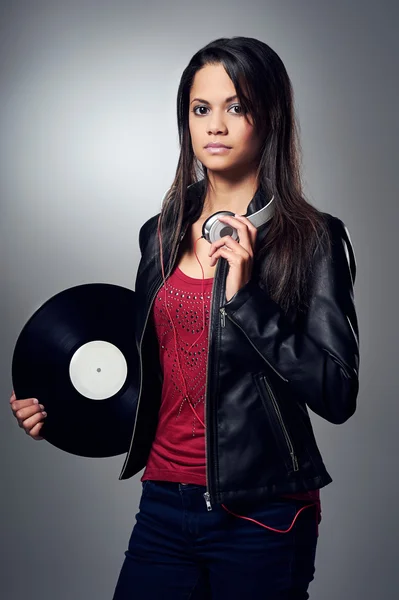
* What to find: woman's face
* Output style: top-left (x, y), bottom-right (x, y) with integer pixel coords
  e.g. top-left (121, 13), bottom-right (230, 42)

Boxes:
top-left (188, 63), bottom-right (263, 175)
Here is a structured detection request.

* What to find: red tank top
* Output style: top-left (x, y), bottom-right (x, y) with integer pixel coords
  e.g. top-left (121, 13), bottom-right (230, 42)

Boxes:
top-left (141, 265), bottom-right (321, 526)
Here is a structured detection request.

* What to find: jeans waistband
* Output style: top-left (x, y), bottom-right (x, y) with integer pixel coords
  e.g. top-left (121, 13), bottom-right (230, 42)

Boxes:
top-left (146, 480), bottom-right (207, 492)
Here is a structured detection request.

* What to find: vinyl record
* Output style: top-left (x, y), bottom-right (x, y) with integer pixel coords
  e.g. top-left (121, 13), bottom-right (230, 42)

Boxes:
top-left (12, 283), bottom-right (139, 458)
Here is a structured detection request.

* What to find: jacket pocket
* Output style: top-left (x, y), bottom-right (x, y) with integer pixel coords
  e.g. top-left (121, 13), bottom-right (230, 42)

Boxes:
top-left (254, 373), bottom-right (300, 474)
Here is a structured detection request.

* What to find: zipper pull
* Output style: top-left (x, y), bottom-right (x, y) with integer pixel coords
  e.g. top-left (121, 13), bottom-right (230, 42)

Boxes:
top-left (220, 307), bottom-right (226, 328)
top-left (203, 491), bottom-right (213, 511)
top-left (291, 453), bottom-right (299, 472)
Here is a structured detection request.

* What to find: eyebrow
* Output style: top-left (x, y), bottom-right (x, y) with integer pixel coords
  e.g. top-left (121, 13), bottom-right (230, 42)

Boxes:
top-left (190, 95), bottom-right (238, 105)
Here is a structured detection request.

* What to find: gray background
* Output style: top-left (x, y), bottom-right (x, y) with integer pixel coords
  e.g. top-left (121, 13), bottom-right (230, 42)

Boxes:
top-left (1, 1), bottom-right (398, 598)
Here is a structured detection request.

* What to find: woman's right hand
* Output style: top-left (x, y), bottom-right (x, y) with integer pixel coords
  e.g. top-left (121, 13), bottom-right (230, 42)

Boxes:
top-left (9, 390), bottom-right (47, 440)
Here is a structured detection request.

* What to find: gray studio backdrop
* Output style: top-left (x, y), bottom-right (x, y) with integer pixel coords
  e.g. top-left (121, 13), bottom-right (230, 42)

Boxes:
top-left (1, 1), bottom-right (398, 599)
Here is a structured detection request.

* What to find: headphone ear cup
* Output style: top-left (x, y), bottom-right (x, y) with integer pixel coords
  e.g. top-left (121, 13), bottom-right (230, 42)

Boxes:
top-left (202, 211), bottom-right (238, 244)
top-left (210, 223), bottom-right (239, 244)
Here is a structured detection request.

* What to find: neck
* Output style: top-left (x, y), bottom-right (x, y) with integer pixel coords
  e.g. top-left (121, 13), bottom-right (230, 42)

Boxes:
top-left (202, 168), bottom-right (259, 217)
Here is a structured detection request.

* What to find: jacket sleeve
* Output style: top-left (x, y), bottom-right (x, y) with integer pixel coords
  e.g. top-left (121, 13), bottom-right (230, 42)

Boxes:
top-left (222, 215), bottom-right (359, 425)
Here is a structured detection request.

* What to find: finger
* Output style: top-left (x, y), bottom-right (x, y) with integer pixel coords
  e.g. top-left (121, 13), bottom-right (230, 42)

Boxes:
top-left (21, 410), bottom-right (47, 434)
top-left (224, 214), bottom-right (257, 247)
top-left (209, 235), bottom-right (249, 259)
top-left (10, 390), bottom-right (16, 402)
top-left (208, 234), bottom-right (244, 254)
top-left (231, 213), bottom-right (258, 231)
top-left (233, 214), bottom-right (258, 246)
top-left (15, 403), bottom-right (45, 422)
top-left (210, 246), bottom-right (247, 267)
top-left (29, 421), bottom-right (45, 440)
top-left (214, 215), bottom-right (255, 254)
top-left (209, 240), bottom-right (249, 267)
top-left (11, 398), bottom-right (39, 411)
top-left (217, 213), bottom-right (257, 234)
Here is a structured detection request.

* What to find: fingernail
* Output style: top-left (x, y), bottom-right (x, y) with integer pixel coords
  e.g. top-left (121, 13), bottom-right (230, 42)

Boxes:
top-left (42, 411), bottom-right (47, 417)
top-left (33, 399), bottom-right (39, 404)
top-left (39, 404), bottom-right (44, 410)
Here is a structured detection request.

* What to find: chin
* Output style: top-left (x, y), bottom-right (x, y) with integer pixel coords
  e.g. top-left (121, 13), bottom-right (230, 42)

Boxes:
top-left (199, 155), bottom-right (235, 167)
top-left (203, 163), bottom-right (236, 173)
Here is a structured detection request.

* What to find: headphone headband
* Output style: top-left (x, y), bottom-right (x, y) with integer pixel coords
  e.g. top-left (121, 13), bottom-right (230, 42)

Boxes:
top-left (160, 183), bottom-right (275, 245)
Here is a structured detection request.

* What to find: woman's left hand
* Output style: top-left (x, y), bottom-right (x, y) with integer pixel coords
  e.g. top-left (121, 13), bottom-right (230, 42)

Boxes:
top-left (208, 214), bottom-right (258, 302)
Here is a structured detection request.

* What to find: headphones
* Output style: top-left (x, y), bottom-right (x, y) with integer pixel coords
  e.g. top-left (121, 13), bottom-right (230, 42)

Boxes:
top-left (201, 193), bottom-right (275, 244)
top-left (160, 182), bottom-right (275, 244)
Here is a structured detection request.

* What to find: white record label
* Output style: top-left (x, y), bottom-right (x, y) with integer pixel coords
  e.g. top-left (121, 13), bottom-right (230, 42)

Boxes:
top-left (69, 340), bottom-right (128, 400)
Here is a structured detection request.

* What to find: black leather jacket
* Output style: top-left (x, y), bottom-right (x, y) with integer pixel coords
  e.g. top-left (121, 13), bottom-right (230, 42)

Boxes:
top-left (118, 182), bottom-right (360, 507)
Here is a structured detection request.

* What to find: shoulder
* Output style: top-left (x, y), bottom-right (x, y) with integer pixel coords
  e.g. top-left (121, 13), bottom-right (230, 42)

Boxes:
top-left (138, 213), bottom-right (161, 254)
top-left (320, 211), bottom-right (353, 244)
top-left (317, 211), bottom-right (357, 283)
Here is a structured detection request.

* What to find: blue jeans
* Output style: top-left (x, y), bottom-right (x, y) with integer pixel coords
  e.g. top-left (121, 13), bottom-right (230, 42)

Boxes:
top-left (112, 481), bottom-right (319, 599)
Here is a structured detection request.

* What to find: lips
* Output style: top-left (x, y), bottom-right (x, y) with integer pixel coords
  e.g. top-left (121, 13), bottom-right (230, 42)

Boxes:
top-left (205, 142), bottom-right (231, 148)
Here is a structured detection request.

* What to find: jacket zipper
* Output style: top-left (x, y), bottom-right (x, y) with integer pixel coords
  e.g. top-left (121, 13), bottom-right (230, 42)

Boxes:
top-left (262, 375), bottom-right (299, 472)
top-left (119, 227), bottom-right (187, 479)
top-left (119, 223), bottom-right (221, 508)
top-left (202, 258), bottom-right (223, 512)
top-left (219, 307), bottom-right (288, 382)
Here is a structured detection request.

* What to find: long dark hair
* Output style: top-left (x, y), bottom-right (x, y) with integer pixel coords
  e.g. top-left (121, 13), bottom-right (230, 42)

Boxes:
top-left (159, 36), bottom-right (332, 314)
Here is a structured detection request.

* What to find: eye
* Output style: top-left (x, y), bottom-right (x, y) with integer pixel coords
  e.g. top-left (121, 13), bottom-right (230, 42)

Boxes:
top-left (229, 104), bottom-right (243, 114)
top-left (192, 105), bottom-right (209, 116)
top-left (192, 104), bottom-right (243, 116)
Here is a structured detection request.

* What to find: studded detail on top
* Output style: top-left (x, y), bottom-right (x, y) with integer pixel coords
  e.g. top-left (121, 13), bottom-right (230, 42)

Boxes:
top-left (140, 265), bottom-right (214, 486)
top-left (154, 266), bottom-right (213, 434)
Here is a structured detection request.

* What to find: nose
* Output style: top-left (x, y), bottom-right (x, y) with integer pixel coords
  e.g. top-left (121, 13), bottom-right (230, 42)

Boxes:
top-left (207, 110), bottom-right (227, 135)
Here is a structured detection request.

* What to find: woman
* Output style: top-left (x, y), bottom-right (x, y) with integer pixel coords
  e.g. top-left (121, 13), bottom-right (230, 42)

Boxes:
top-left (10, 36), bottom-right (359, 599)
